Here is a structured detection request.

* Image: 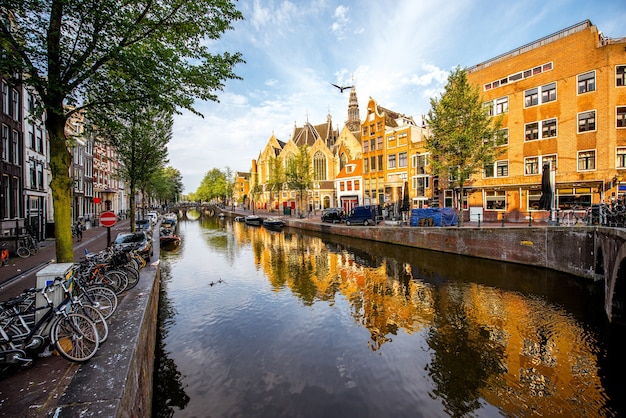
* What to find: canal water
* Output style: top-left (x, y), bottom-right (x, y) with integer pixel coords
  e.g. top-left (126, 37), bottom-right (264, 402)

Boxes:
top-left (152, 217), bottom-right (625, 417)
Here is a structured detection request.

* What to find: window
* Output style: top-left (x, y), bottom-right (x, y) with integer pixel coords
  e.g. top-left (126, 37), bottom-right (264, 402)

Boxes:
top-left (617, 107), bottom-right (626, 128)
top-left (525, 83), bottom-right (556, 107)
top-left (313, 152), bottom-right (326, 181)
top-left (363, 158), bottom-right (369, 173)
top-left (578, 111), bottom-right (596, 133)
top-left (525, 88), bottom-right (538, 107)
top-left (29, 161), bottom-right (36, 188)
top-left (370, 138), bottom-right (375, 151)
top-left (617, 147), bottom-right (626, 169)
top-left (354, 180), bottom-right (360, 190)
top-left (486, 190), bottom-right (506, 210)
top-left (484, 161), bottom-right (508, 178)
top-left (525, 122), bottom-right (539, 141)
top-left (543, 154), bottom-right (557, 171)
top-left (398, 152), bottom-right (407, 168)
top-left (413, 154), bottom-right (428, 174)
top-left (484, 164), bottom-right (494, 178)
top-left (377, 155), bottom-right (383, 171)
top-left (12, 130), bottom-right (19, 164)
top-left (525, 157), bottom-right (539, 175)
top-left (1, 82), bottom-right (8, 115)
top-left (1, 124), bottom-right (8, 161)
top-left (370, 156), bottom-right (376, 171)
top-left (388, 154), bottom-right (396, 169)
top-left (541, 82), bottom-right (556, 103)
top-left (495, 97), bottom-right (508, 115)
top-left (412, 177), bottom-right (429, 197)
top-left (377, 136), bottom-right (383, 150)
top-left (363, 140), bottom-right (369, 153)
top-left (542, 118), bottom-right (557, 138)
top-left (577, 150), bottom-right (596, 171)
top-left (578, 71), bottom-right (595, 94)
top-left (496, 161), bottom-right (509, 177)
top-left (617, 65), bottom-right (626, 87)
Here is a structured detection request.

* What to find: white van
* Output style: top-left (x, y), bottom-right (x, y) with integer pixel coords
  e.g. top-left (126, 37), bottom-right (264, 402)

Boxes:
top-left (146, 211), bottom-right (159, 225)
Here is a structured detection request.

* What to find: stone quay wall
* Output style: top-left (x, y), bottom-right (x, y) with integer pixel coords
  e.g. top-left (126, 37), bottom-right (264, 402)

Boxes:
top-left (288, 220), bottom-right (597, 280)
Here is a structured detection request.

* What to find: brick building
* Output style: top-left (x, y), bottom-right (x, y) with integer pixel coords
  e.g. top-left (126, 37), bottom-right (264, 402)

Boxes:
top-left (465, 20), bottom-right (626, 222)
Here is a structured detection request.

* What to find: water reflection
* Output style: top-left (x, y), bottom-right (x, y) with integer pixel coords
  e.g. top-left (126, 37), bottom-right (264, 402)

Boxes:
top-left (154, 219), bottom-right (624, 417)
top-left (152, 262), bottom-right (190, 417)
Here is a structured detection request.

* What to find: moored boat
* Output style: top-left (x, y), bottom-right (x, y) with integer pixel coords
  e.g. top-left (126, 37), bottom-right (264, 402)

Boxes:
top-left (245, 215), bottom-right (262, 226)
top-left (263, 217), bottom-right (285, 229)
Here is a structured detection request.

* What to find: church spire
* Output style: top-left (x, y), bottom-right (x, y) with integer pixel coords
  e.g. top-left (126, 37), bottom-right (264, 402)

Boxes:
top-left (346, 84), bottom-right (360, 132)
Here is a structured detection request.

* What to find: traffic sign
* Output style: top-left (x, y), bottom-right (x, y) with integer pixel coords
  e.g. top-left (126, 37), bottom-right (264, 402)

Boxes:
top-left (99, 211), bottom-right (117, 227)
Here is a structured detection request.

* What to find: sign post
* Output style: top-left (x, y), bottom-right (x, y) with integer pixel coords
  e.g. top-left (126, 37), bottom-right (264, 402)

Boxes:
top-left (99, 210), bottom-right (117, 247)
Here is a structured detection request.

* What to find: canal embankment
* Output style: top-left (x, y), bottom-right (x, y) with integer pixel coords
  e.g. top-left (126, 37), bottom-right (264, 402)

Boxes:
top-left (283, 217), bottom-right (599, 280)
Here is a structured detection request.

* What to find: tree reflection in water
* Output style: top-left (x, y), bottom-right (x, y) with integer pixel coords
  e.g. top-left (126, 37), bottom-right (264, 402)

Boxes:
top-left (153, 219), bottom-right (623, 417)
top-left (152, 263), bottom-right (190, 417)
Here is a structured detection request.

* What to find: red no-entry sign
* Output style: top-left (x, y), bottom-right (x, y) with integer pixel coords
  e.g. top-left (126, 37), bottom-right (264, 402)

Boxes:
top-left (99, 211), bottom-right (117, 227)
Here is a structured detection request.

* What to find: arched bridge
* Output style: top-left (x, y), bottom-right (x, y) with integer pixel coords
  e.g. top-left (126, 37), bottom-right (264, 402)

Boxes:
top-left (168, 203), bottom-right (223, 220)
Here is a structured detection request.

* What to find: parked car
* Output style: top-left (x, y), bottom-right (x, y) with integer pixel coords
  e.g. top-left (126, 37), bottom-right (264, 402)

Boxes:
top-left (136, 218), bottom-right (152, 231)
top-left (321, 208), bottom-right (344, 223)
top-left (112, 231), bottom-right (153, 261)
top-left (146, 211), bottom-right (159, 225)
top-left (345, 205), bottom-right (382, 226)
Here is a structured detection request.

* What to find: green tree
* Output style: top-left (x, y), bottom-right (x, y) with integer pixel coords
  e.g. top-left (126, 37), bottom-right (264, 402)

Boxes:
top-left (0, 0), bottom-right (243, 262)
top-left (92, 105), bottom-right (171, 231)
top-left (196, 168), bottom-right (227, 203)
top-left (267, 156), bottom-right (285, 211)
top-left (285, 146), bottom-right (312, 216)
top-left (425, 67), bottom-right (505, 225)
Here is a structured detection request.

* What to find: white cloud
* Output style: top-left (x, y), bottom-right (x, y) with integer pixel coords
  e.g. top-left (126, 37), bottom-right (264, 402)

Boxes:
top-left (171, 0), bottom-right (626, 193)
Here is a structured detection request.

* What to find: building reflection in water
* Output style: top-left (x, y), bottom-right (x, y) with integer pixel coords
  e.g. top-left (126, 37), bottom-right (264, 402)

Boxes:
top-left (224, 219), bottom-right (613, 416)
top-left (153, 217), bottom-right (619, 417)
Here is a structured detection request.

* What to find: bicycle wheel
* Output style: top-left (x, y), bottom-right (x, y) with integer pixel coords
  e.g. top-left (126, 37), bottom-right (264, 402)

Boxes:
top-left (78, 286), bottom-right (118, 320)
top-left (120, 265), bottom-right (140, 290)
top-left (75, 304), bottom-right (108, 344)
top-left (16, 246), bottom-right (30, 258)
top-left (51, 313), bottom-right (99, 362)
top-left (104, 270), bottom-right (128, 294)
top-left (562, 211), bottom-right (576, 226)
top-left (29, 243), bottom-right (39, 255)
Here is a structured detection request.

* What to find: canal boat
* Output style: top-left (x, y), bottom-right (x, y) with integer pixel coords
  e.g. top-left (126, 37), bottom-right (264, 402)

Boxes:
top-left (234, 216), bottom-right (245, 222)
top-left (245, 215), bottom-right (262, 226)
top-left (160, 226), bottom-right (181, 246)
top-left (263, 217), bottom-right (285, 229)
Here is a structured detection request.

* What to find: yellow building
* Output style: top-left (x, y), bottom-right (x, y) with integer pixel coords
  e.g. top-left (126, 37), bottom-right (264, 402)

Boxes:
top-left (465, 20), bottom-right (626, 222)
top-left (361, 98), bottom-right (430, 211)
top-left (232, 171), bottom-right (250, 208)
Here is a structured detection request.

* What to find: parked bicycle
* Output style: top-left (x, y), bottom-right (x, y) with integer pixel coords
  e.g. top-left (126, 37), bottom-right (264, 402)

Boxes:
top-left (15, 234), bottom-right (39, 258)
top-left (559, 206), bottom-right (592, 226)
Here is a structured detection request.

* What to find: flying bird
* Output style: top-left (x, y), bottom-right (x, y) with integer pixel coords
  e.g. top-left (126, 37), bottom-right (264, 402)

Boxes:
top-left (330, 83), bottom-right (353, 93)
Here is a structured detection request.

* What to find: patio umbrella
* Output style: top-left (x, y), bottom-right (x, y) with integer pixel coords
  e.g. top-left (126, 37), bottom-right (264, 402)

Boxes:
top-left (538, 162), bottom-right (553, 210)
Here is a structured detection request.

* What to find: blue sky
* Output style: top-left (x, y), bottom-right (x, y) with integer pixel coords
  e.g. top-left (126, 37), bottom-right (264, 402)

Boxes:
top-left (170, 0), bottom-right (626, 193)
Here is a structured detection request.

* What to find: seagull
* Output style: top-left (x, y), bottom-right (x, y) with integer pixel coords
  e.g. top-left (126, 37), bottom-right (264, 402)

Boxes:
top-left (330, 83), bottom-right (353, 93)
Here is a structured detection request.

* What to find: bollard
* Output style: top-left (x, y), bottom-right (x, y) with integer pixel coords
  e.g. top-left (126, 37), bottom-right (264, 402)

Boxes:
top-left (501, 214), bottom-right (505, 228)
top-left (528, 212), bottom-right (533, 227)
top-left (477, 213), bottom-right (481, 228)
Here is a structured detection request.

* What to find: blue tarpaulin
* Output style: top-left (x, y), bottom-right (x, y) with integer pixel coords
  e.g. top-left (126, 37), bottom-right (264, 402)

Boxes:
top-left (410, 208), bottom-right (458, 227)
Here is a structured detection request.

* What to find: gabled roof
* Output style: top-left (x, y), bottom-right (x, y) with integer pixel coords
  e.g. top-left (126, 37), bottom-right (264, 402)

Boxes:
top-left (336, 159), bottom-right (362, 179)
top-left (292, 115), bottom-right (338, 147)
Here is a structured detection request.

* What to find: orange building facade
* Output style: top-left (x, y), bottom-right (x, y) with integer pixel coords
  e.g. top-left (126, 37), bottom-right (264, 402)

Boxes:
top-left (465, 20), bottom-right (626, 222)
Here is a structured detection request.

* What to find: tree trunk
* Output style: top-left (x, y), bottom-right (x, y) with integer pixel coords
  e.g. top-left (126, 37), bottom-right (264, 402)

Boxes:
top-left (129, 181), bottom-right (136, 232)
top-left (47, 112), bottom-right (74, 263)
